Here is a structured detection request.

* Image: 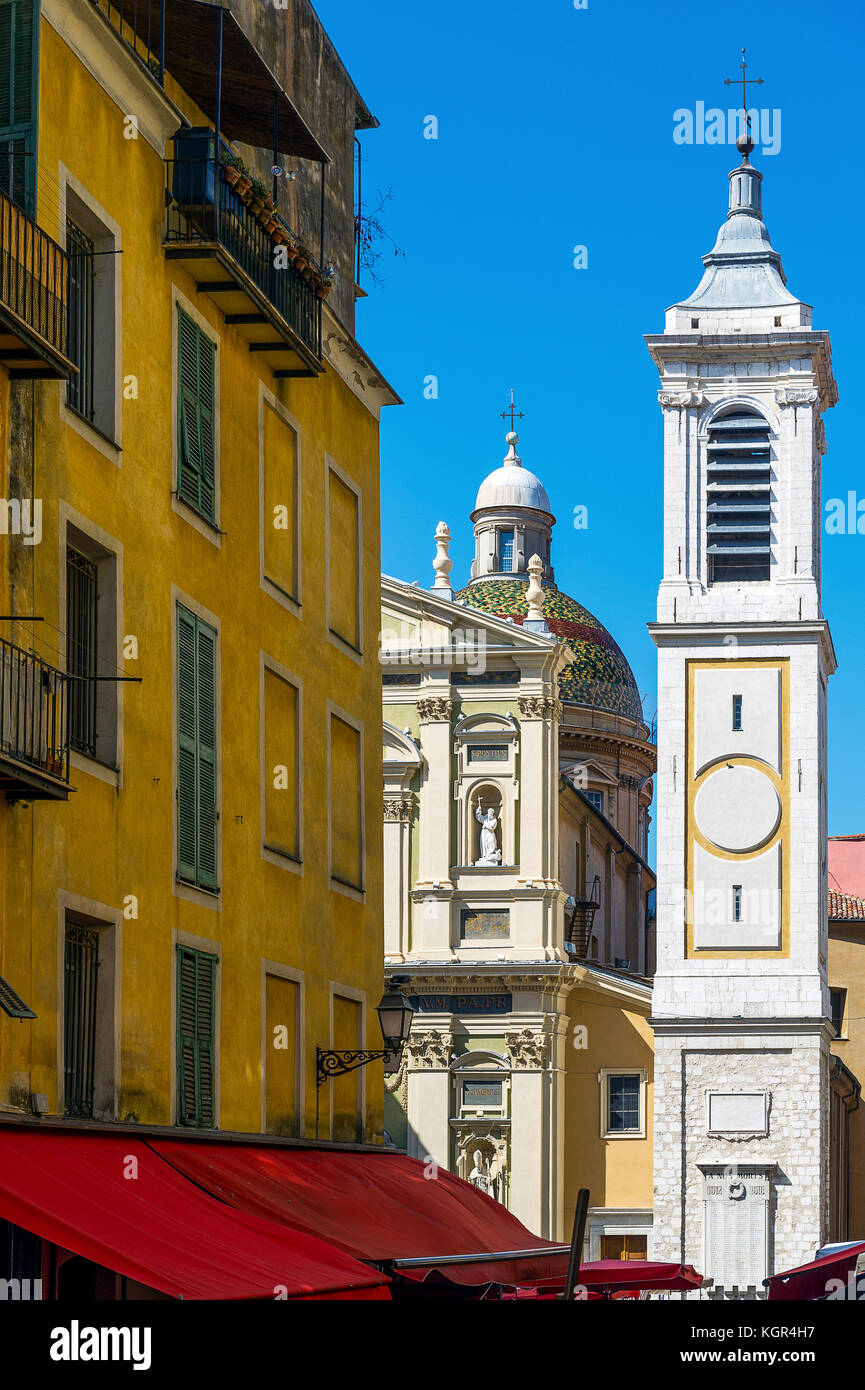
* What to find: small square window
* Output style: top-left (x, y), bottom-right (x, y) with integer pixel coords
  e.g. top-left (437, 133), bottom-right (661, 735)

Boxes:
top-left (691, 318), bottom-right (700, 329)
top-left (606, 1074), bottom-right (641, 1133)
top-left (774, 316), bottom-right (782, 327)
top-left (584, 790), bottom-right (603, 814)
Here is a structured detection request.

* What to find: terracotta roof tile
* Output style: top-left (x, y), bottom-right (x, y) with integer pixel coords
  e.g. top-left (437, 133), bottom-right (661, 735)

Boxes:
top-left (828, 889), bottom-right (865, 922)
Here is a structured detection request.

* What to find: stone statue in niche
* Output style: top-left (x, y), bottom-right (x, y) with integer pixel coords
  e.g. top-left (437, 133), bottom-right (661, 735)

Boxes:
top-left (468, 1148), bottom-right (493, 1195)
top-left (474, 797), bottom-right (502, 866)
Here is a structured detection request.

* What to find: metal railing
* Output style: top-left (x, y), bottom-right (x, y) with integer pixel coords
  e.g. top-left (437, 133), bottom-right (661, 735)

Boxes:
top-left (0, 637), bottom-right (70, 785)
top-left (0, 186), bottom-right (68, 360)
top-left (165, 156), bottom-right (322, 360)
top-left (92, 0), bottom-right (165, 83)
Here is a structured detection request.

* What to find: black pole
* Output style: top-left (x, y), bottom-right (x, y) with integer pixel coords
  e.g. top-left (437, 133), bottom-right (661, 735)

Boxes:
top-left (354, 136), bottom-right (362, 284)
top-left (561, 1187), bottom-right (590, 1301)
top-left (214, 8), bottom-right (224, 142)
top-left (319, 161), bottom-right (326, 267)
top-left (272, 93), bottom-right (279, 208)
top-left (158, 0), bottom-right (166, 85)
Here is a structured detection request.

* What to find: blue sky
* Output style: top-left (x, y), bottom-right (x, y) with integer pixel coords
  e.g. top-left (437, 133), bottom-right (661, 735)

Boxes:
top-left (315, 0), bottom-right (865, 836)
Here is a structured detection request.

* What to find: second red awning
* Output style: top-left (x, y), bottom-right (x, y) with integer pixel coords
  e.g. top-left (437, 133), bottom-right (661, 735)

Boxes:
top-left (150, 1140), bottom-right (569, 1287)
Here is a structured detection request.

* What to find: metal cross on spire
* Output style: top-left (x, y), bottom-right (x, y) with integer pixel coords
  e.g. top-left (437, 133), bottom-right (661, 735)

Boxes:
top-left (724, 47), bottom-right (763, 139)
top-left (501, 388), bottom-right (524, 432)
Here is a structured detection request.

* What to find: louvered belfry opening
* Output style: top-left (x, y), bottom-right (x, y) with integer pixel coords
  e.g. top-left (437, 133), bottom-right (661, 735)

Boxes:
top-left (706, 409), bottom-right (773, 583)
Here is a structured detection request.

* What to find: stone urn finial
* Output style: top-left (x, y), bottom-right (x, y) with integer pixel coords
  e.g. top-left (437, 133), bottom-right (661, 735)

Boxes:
top-left (526, 553), bottom-right (545, 622)
top-left (432, 521), bottom-right (453, 595)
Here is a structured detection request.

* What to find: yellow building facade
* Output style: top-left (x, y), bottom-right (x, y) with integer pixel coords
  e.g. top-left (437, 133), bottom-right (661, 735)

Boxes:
top-left (0, 0), bottom-right (396, 1144)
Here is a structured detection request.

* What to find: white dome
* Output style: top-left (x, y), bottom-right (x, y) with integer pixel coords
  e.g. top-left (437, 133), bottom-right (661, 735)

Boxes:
top-left (473, 434), bottom-right (552, 514)
top-left (475, 464), bottom-right (551, 514)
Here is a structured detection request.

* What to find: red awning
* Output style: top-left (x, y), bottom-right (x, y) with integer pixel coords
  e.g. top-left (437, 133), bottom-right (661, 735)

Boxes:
top-left (766, 1242), bottom-right (865, 1301)
top-left (150, 1140), bottom-right (569, 1287)
top-left (502, 1260), bottom-right (703, 1298)
top-left (0, 1130), bottom-right (388, 1300)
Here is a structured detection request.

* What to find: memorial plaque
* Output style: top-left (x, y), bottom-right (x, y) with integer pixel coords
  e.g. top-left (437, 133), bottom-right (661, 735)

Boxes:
top-left (701, 1166), bottom-right (773, 1290)
top-left (462, 1080), bottom-right (503, 1108)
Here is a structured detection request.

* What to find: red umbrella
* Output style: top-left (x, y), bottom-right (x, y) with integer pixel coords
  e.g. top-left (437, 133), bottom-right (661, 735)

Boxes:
top-left (501, 1259), bottom-right (703, 1299)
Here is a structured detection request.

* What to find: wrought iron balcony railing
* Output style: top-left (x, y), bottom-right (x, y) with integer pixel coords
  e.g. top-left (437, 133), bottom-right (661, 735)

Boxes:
top-left (164, 154), bottom-right (322, 372)
top-left (0, 185), bottom-right (73, 379)
top-left (0, 638), bottom-right (71, 798)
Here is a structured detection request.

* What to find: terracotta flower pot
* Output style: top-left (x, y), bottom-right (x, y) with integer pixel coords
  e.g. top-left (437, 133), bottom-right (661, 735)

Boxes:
top-left (235, 175), bottom-right (252, 199)
top-left (222, 165), bottom-right (240, 187)
top-left (250, 197), bottom-right (265, 216)
top-left (271, 226), bottom-right (286, 245)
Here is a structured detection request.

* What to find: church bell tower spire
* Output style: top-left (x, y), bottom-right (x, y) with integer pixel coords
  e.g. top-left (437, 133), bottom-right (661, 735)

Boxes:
top-left (646, 73), bottom-right (839, 1295)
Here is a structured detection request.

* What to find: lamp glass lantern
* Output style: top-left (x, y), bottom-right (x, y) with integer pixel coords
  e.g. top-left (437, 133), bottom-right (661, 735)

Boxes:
top-left (376, 989), bottom-right (414, 1051)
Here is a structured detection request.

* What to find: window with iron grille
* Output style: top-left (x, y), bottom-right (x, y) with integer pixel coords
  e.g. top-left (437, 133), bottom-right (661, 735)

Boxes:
top-left (66, 217), bottom-right (95, 421)
top-left (606, 1073), bottom-right (642, 1133)
top-left (706, 409), bottom-right (772, 583)
top-left (64, 923), bottom-right (99, 1119)
top-left (66, 546), bottom-right (98, 756)
top-left (176, 945), bottom-right (217, 1128)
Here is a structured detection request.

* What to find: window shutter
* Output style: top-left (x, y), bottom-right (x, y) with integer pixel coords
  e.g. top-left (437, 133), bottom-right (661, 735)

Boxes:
top-left (176, 946), bottom-right (216, 1127)
top-left (176, 605), bottom-right (198, 884)
top-left (0, 0), bottom-right (38, 215)
top-left (177, 307), bottom-right (216, 523)
top-left (176, 604), bottom-right (218, 891)
top-left (198, 332), bottom-right (216, 520)
top-left (195, 620), bottom-right (218, 890)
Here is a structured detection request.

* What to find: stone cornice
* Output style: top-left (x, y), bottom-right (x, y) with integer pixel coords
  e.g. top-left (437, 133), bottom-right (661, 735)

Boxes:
top-left (648, 619), bottom-right (837, 676)
top-left (650, 1015), bottom-right (833, 1040)
top-left (644, 330), bottom-right (838, 412)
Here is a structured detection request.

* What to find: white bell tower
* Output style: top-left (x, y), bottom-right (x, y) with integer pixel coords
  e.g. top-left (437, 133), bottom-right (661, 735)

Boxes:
top-left (647, 126), bottom-right (838, 1294)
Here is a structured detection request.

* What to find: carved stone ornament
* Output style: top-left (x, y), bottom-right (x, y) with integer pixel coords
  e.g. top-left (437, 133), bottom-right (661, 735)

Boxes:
top-left (506, 1028), bottom-right (549, 1070)
top-left (658, 390), bottom-right (703, 410)
top-left (417, 696), bottom-right (454, 724)
top-left (383, 796), bottom-right (412, 822)
top-left (774, 388), bottom-right (818, 407)
top-left (518, 695), bottom-right (562, 721)
top-left (406, 1030), bottom-right (453, 1069)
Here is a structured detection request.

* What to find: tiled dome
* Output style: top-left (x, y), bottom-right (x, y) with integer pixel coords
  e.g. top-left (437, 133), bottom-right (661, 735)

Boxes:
top-left (455, 577), bottom-right (644, 724)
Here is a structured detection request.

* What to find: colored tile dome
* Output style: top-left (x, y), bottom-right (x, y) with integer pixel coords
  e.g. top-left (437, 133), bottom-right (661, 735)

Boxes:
top-left (455, 577), bottom-right (644, 724)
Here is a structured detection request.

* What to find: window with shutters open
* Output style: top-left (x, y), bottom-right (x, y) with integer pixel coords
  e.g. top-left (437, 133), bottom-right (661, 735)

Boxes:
top-left (0, 0), bottom-right (38, 215)
top-left (177, 306), bottom-right (216, 523)
top-left (176, 945), bottom-right (217, 1128)
top-left (177, 604), bottom-right (218, 891)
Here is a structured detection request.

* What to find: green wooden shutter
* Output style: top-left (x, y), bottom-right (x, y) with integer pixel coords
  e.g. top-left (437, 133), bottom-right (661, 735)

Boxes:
top-left (176, 605), bottom-right (198, 883)
top-left (195, 619), bottom-right (218, 890)
top-left (176, 604), bottom-right (218, 890)
top-left (177, 307), bottom-right (216, 522)
top-left (0, 0), bottom-right (38, 215)
top-left (176, 946), bottom-right (217, 1127)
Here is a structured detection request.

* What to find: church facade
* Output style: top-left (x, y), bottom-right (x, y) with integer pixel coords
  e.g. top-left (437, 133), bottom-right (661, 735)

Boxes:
top-left (381, 433), bottom-right (657, 1245)
top-left (647, 133), bottom-right (839, 1292)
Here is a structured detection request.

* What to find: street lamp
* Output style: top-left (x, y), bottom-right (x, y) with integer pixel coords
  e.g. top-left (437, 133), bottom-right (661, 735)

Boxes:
top-left (315, 986), bottom-right (415, 1136)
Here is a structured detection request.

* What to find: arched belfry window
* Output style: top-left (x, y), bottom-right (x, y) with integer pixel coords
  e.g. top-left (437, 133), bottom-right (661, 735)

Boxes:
top-left (706, 409), bottom-right (772, 584)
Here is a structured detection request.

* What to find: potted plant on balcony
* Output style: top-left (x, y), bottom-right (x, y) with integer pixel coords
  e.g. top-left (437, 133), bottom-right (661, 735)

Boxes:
top-left (248, 178), bottom-right (268, 216)
top-left (219, 149), bottom-right (242, 189)
top-left (314, 265), bottom-right (335, 300)
top-left (293, 237), bottom-right (313, 273)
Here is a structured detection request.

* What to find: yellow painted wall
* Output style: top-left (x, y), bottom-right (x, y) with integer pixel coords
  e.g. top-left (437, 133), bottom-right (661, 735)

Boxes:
top-left (828, 930), bottom-right (865, 1236)
top-left (564, 986), bottom-right (654, 1232)
top-left (0, 16), bottom-right (386, 1143)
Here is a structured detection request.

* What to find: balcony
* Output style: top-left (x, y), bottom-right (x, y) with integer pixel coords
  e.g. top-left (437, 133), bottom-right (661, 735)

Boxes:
top-left (165, 149), bottom-right (323, 375)
top-left (0, 638), bottom-right (71, 800)
top-left (0, 187), bottom-right (75, 379)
